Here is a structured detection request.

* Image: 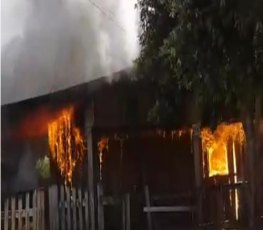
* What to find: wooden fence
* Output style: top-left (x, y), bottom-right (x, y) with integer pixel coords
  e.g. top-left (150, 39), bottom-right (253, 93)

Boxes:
top-left (48, 184), bottom-right (89, 230)
top-left (1, 189), bottom-right (45, 230)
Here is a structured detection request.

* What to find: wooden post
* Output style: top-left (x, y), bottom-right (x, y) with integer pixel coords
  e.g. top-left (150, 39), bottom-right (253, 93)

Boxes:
top-left (72, 187), bottom-right (77, 230)
top-left (18, 196), bottom-right (22, 229)
top-left (244, 117), bottom-right (255, 227)
top-left (216, 185), bottom-right (223, 227)
top-left (97, 182), bottom-right (104, 230)
top-left (4, 198), bottom-right (9, 230)
top-left (255, 95), bottom-right (262, 216)
top-left (122, 197), bottom-right (126, 230)
top-left (60, 185), bottom-right (66, 230)
top-left (86, 101), bottom-right (96, 230)
top-left (84, 190), bottom-right (89, 228)
top-left (193, 123), bottom-right (203, 225)
top-left (144, 185), bottom-right (152, 230)
top-left (11, 197), bottom-right (16, 230)
top-left (78, 188), bottom-right (83, 230)
top-left (125, 194), bottom-right (131, 230)
top-left (49, 185), bottom-right (59, 230)
top-left (41, 190), bottom-right (45, 230)
top-left (66, 186), bottom-right (71, 230)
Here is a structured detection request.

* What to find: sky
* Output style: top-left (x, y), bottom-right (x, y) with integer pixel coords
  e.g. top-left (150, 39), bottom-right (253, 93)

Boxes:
top-left (1, 0), bottom-right (139, 105)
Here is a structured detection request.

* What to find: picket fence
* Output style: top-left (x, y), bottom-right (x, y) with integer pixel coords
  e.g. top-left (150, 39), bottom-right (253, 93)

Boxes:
top-left (48, 184), bottom-right (89, 230)
top-left (1, 189), bottom-right (45, 230)
top-left (1, 185), bottom-right (89, 230)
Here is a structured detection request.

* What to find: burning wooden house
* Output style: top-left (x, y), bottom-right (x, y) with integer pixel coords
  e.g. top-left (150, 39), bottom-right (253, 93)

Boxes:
top-left (1, 70), bottom-right (263, 229)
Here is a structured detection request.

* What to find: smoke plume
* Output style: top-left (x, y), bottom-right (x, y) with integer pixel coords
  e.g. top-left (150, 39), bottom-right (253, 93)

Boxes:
top-left (1, 0), bottom-right (139, 105)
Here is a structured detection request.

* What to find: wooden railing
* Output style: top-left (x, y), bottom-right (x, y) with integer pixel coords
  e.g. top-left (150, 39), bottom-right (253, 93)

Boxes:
top-left (1, 189), bottom-right (45, 230)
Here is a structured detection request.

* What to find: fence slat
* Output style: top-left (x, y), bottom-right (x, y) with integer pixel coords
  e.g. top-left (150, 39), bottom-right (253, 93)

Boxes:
top-left (60, 185), bottom-right (66, 230)
top-left (33, 190), bottom-right (37, 230)
top-left (25, 192), bottom-right (30, 230)
top-left (78, 189), bottom-right (83, 230)
top-left (72, 187), bottom-right (77, 230)
top-left (97, 183), bottom-right (104, 230)
top-left (126, 194), bottom-right (131, 230)
top-left (122, 197), bottom-right (126, 230)
top-left (38, 190), bottom-right (41, 229)
top-left (4, 198), bottom-right (9, 230)
top-left (18, 196), bottom-right (23, 229)
top-left (11, 197), bottom-right (16, 230)
top-left (41, 190), bottom-right (45, 230)
top-left (48, 186), bottom-right (53, 230)
top-left (54, 185), bottom-right (59, 229)
top-left (66, 186), bottom-right (71, 230)
top-left (49, 185), bottom-right (59, 230)
top-left (84, 191), bottom-right (89, 229)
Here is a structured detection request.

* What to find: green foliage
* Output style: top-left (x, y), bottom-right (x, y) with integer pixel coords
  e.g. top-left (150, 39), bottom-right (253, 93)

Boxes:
top-left (36, 156), bottom-right (50, 180)
top-left (136, 0), bottom-right (263, 124)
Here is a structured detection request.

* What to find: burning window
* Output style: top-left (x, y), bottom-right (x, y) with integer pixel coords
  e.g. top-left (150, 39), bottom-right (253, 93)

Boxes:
top-left (201, 122), bottom-right (245, 178)
top-left (48, 107), bottom-right (85, 184)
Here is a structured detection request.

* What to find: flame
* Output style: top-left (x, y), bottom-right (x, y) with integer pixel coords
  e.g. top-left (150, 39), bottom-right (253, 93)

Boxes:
top-left (201, 122), bottom-right (245, 177)
top-left (97, 137), bottom-right (109, 180)
top-left (48, 107), bottom-right (85, 184)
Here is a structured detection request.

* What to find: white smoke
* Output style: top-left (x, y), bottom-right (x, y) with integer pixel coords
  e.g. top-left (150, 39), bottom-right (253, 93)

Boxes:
top-left (1, 0), bottom-right (139, 104)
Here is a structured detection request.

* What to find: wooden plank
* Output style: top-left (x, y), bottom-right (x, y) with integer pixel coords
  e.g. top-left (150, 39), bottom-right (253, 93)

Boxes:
top-left (193, 123), bottom-right (202, 224)
top-left (245, 117), bottom-right (255, 227)
top-left (97, 183), bottom-right (104, 230)
top-left (18, 196), bottom-right (23, 229)
top-left (126, 194), bottom-right (131, 230)
top-left (86, 102), bottom-right (96, 230)
top-left (48, 186), bottom-right (53, 230)
top-left (122, 196), bottom-right (126, 230)
top-left (143, 206), bottom-right (195, 213)
top-left (4, 198), bottom-right (9, 230)
top-left (255, 96), bottom-right (262, 214)
top-left (144, 185), bottom-right (152, 230)
top-left (54, 185), bottom-right (59, 229)
top-left (78, 188), bottom-right (83, 230)
top-left (42, 190), bottom-right (45, 230)
top-left (216, 187), bottom-right (223, 226)
top-left (84, 190), bottom-right (89, 229)
top-left (40, 190), bottom-right (44, 230)
top-left (72, 187), bottom-right (77, 230)
top-left (66, 186), bottom-right (71, 230)
top-left (60, 185), bottom-right (66, 230)
top-left (37, 190), bottom-right (41, 229)
top-left (49, 185), bottom-right (58, 230)
top-left (33, 190), bottom-right (37, 230)
top-left (25, 192), bottom-right (30, 230)
top-left (11, 197), bottom-right (16, 230)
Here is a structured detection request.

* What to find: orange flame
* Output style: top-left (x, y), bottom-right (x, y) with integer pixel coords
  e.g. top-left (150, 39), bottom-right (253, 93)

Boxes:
top-left (97, 137), bottom-right (109, 180)
top-left (48, 107), bottom-right (85, 184)
top-left (201, 122), bottom-right (245, 177)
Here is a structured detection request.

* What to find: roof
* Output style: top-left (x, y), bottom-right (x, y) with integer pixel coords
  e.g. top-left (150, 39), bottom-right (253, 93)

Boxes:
top-left (1, 69), bottom-right (157, 136)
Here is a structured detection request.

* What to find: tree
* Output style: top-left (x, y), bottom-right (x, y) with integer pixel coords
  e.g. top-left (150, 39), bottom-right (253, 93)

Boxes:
top-left (136, 0), bottom-right (263, 125)
top-left (136, 1), bottom-right (263, 225)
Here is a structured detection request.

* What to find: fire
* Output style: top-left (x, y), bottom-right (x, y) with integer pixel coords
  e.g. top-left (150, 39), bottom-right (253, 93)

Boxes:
top-left (97, 137), bottom-right (109, 180)
top-left (201, 122), bottom-right (245, 177)
top-left (48, 107), bottom-right (85, 184)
